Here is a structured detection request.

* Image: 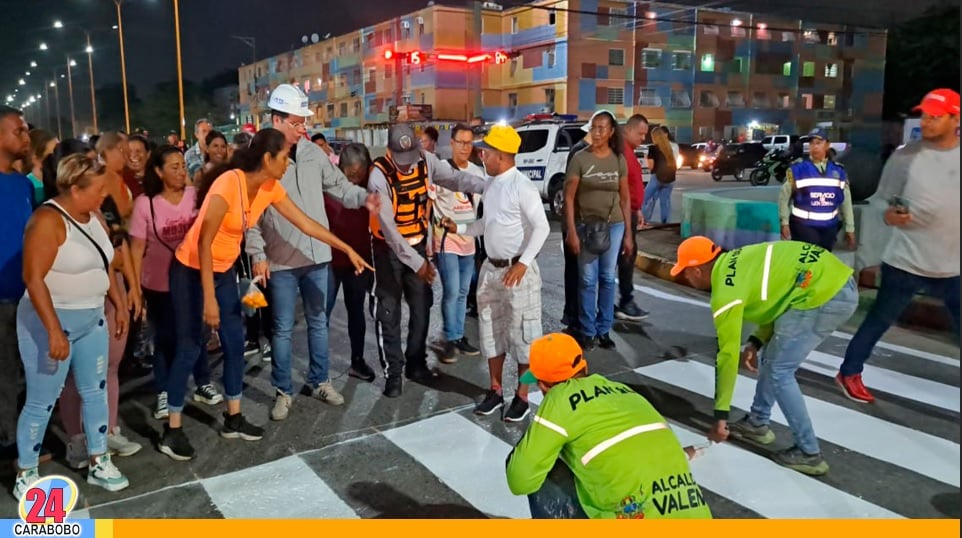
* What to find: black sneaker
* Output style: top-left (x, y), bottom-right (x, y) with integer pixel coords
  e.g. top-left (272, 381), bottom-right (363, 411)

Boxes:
top-left (405, 365), bottom-right (440, 384)
top-left (503, 395), bottom-right (531, 423)
top-left (349, 358), bottom-right (376, 382)
top-left (598, 333), bottom-right (616, 350)
top-left (455, 337), bottom-right (480, 356)
top-left (475, 390), bottom-right (504, 416)
top-left (220, 413), bottom-right (264, 441)
top-left (383, 375), bottom-right (402, 398)
top-left (159, 425), bottom-right (195, 461)
top-left (615, 301), bottom-right (649, 322)
top-left (578, 335), bottom-right (597, 351)
top-left (439, 341), bottom-right (458, 364)
top-left (243, 340), bottom-right (260, 357)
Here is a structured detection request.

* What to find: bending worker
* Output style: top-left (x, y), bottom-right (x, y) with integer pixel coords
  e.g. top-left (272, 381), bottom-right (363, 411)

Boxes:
top-left (671, 236), bottom-right (857, 476)
top-left (505, 332), bottom-right (712, 519)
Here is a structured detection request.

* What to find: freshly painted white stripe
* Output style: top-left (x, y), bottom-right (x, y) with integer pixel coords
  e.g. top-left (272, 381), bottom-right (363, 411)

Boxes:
top-left (670, 422), bottom-right (902, 519)
top-left (631, 284), bottom-right (959, 368)
top-left (802, 351), bottom-right (960, 413)
top-left (794, 178), bottom-right (845, 189)
top-left (201, 455), bottom-right (359, 518)
top-left (761, 244), bottom-right (773, 301)
top-left (383, 412), bottom-right (531, 519)
top-left (791, 207), bottom-right (839, 220)
top-left (580, 422), bottom-right (668, 465)
top-left (713, 299), bottom-right (743, 318)
top-left (636, 361), bottom-right (960, 487)
top-left (830, 331), bottom-right (959, 368)
top-left (533, 415), bottom-right (568, 437)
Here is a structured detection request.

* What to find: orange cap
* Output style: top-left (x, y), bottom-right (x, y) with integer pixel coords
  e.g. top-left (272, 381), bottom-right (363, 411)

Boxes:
top-left (670, 236), bottom-right (721, 277)
top-left (520, 333), bottom-right (588, 384)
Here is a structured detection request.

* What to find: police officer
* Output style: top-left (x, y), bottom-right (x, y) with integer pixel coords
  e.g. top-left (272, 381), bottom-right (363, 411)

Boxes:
top-left (778, 128), bottom-right (855, 251)
top-left (369, 124), bottom-right (438, 398)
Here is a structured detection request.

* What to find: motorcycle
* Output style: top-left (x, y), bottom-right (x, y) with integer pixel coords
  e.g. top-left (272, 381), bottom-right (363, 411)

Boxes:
top-left (749, 148), bottom-right (793, 186)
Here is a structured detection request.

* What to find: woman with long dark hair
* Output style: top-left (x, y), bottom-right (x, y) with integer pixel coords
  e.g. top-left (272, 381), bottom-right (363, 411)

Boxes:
top-left (160, 128), bottom-right (373, 461)
top-left (563, 110), bottom-right (632, 350)
top-left (130, 145), bottom-right (222, 422)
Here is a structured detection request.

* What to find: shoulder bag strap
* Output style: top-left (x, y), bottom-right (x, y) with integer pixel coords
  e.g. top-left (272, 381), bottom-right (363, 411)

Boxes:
top-left (43, 202), bottom-right (110, 272)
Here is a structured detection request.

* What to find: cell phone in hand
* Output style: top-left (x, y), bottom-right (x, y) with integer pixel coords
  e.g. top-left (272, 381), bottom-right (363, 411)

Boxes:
top-left (890, 196), bottom-right (910, 214)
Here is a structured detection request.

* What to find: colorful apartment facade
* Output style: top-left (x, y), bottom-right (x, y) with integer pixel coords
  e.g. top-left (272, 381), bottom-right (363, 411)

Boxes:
top-left (238, 0), bottom-right (886, 148)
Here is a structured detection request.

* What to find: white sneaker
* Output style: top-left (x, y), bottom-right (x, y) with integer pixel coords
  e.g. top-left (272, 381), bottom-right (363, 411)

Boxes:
top-left (12, 467), bottom-right (41, 501)
top-left (107, 428), bottom-right (143, 457)
top-left (87, 454), bottom-right (129, 492)
top-left (271, 390), bottom-right (292, 421)
top-left (154, 391), bottom-right (169, 419)
top-left (312, 380), bottom-right (345, 406)
top-left (66, 435), bottom-right (88, 470)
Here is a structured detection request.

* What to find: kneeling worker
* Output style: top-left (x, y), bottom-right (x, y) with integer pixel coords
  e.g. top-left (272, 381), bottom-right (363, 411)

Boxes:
top-left (671, 236), bottom-right (858, 475)
top-left (505, 333), bottom-right (712, 519)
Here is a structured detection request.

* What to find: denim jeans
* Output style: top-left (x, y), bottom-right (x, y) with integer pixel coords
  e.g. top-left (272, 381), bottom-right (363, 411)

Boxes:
top-left (143, 288), bottom-right (210, 394)
top-left (168, 260), bottom-right (245, 413)
top-left (841, 264), bottom-right (960, 376)
top-left (270, 263), bottom-right (330, 395)
top-left (617, 212), bottom-right (640, 306)
top-left (436, 252), bottom-right (475, 342)
top-left (749, 278), bottom-right (859, 455)
top-left (642, 180), bottom-right (674, 224)
top-left (16, 299), bottom-right (109, 469)
top-left (577, 221), bottom-right (625, 338)
top-left (327, 266), bottom-right (372, 360)
top-left (527, 459), bottom-right (589, 519)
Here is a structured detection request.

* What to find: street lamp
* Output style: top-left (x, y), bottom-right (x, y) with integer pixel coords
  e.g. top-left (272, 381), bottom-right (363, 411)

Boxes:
top-left (85, 34), bottom-right (98, 132)
top-left (174, 0), bottom-right (186, 140)
top-left (39, 42), bottom-right (48, 51)
top-left (67, 57), bottom-right (77, 137)
top-left (53, 20), bottom-right (64, 29)
top-left (18, 79), bottom-right (25, 86)
top-left (114, 0), bottom-right (131, 133)
top-left (30, 61), bottom-right (37, 68)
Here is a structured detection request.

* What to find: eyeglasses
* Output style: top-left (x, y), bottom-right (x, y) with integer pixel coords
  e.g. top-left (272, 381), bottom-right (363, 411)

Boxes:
top-left (286, 119), bottom-right (307, 131)
top-left (452, 139), bottom-right (474, 147)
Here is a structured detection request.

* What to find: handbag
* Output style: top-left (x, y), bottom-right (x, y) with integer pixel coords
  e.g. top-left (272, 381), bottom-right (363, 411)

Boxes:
top-left (577, 195), bottom-right (618, 256)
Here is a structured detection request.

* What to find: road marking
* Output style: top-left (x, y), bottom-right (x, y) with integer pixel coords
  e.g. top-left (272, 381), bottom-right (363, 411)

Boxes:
top-left (802, 351), bottom-right (959, 412)
top-left (529, 389), bottom-right (900, 517)
top-left (636, 360), bottom-right (961, 487)
top-left (382, 412), bottom-right (531, 519)
top-left (201, 455), bottom-right (359, 518)
top-left (631, 284), bottom-right (959, 367)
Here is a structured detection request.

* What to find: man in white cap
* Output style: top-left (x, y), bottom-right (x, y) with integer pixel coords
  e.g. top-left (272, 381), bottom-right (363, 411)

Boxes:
top-left (246, 83), bottom-right (379, 421)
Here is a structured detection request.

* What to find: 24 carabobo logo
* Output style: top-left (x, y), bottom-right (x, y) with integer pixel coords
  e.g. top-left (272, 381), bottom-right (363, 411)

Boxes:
top-left (18, 475), bottom-right (80, 524)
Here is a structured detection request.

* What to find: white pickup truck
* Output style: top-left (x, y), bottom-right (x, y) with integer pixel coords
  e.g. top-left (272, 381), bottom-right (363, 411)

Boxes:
top-left (762, 134), bottom-right (848, 157)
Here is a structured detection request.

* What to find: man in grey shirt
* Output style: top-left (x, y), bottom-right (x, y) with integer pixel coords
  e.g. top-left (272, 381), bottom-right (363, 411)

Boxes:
top-left (837, 88), bottom-right (960, 404)
top-left (246, 84), bottom-right (378, 420)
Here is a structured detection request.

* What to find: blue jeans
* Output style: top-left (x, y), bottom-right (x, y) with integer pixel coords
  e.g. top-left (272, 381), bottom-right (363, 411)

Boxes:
top-left (436, 252), bottom-right (475, 342)
top-left (168, 260), bottom-right (245, 413)
top-left (327, 266), bottom-right (373, 360)
top-left (527, 459), bottom-right (589, 519)
top-left (577, 221), bottom-right (625, 338)
top-left (749, 278), bottom-right (859, 455)
top-left (143, 288), bottom-right (210, 394)
top-left (270, 263), bottom-right (330, 395)
top-left (642, 180), bottom-right (673, 224)
top-left (841, 264), bottom-right (960, 376)
top-left (16, 299), bottom-right (109, 469)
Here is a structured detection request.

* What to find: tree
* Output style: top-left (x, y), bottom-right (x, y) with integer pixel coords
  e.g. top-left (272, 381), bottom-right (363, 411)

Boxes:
top-left (132, 80), bottom-right (216, 141)
top-left (95, 83), bottom-right (142, 133)
top-left (883, 6), bottom-right (960, 119)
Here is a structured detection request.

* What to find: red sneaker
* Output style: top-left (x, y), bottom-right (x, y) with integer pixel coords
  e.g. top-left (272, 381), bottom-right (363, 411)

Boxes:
top-left (835, 373), bottom-right (875, 403)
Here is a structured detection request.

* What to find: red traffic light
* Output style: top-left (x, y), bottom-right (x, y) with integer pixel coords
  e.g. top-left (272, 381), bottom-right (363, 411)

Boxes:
top-left (384, 49), bottom-right (394, 60)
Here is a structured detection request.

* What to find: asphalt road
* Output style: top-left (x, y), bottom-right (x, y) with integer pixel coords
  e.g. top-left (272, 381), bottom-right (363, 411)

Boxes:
top-left (1, 218), bottom-right (958, 520)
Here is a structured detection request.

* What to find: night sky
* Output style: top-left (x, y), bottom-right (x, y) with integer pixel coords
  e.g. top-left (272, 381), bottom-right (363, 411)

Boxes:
top-left (2, 0), bottom-right (950, 106)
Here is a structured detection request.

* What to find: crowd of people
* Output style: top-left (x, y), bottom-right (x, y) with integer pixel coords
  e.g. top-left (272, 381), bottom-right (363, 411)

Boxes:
top-left (0, 84), bottom-right (956, 520)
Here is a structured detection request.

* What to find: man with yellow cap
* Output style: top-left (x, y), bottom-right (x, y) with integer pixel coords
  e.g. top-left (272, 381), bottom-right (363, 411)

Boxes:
top-left (435, 124), bottom-right (550, 422)
top-left (505, 332), bottom-right (711, 519)
top-left (671, 236), bottom-right (858, 475)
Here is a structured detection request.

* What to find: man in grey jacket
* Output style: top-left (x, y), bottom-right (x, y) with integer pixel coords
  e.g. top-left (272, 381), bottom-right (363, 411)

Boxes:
top-left (246, 84), bottom-right (379, 421)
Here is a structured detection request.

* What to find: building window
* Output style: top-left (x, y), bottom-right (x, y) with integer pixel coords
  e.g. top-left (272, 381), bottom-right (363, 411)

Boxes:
top-left (420, 92), bottom-right (426, 104)
top-left (803, 30), bottom-right (819, 43)
top-left (607, 87), bottom-right (625, 105)
top-left (418, 18), bottom-right (425, 36)
top-left (670, 89), bottom-right (691, 108)
top-left (731, 25), bottom-right (746, 38)
top-left (352, 37), bottom-right (360, 52)
top-left (752, 92), bottom-right (770, 108)
top-left (827, 32), bottom-right (838, 46)
top-left (353, 101), bottom-right (361, 116)
top-left (609, 7), bottom-right (627, 26)
top-left (802, 62), bottom-right (815, 77)
top-left (546, 47), bottom-right (556, 68)
top-left (782, 31), bottom-right (795, 42)
top-left (385, 65), bottom-right (393, 79)
top-left (728, 58), bottom-right (744, 73)
top-left (700, 54), bottom-right (715, 72)
top-left (703, 23), bottom-right (719, 35)
top-left (824, 95), bottom-right (836, 109)
top-left (508, 92), bottom-right (518, 114)
top-left (609, 49), bottom-right (625, 66)
top-left (545, 88), bottom-right (556, 112)
top-left (672, 51), bottom-right (692, 70)
top-left (549, 10), bottom-right (556, 25)
top-left (403, 23), bottom-right (412, 39)
top-left (642, 49), bottom-right (661, 69)
top-left (367, 67), bottom-right (376, 82)
top-left (825, 63), bottom-right (838, 78)
top-left (802, 93), bottom-right (814, 109)
top-left (726, 91), bottom-right (745, 108)
top-left (639, 88), bottom-right (661, 106)
top-left (303, 79), bottom-right (311, 93)
top-left (783, 61), bottom-right (792, 76)
top-left (338, 102), bottom-right (347, 117)
top-left (511, 17), bottom-right (519, 34)
top-left (510, 59), bottom-right (518, 77)
top-left (699, 126), bottom-right (714, 140)
top-left (326, 103), bottom-right (335, 118)
top-left (778, 93), bottom-right (792, 109)
top-left (699, 90), bottom-right (720, 107)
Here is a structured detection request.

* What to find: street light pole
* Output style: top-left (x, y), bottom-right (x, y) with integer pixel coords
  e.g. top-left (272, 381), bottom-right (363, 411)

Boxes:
top-left (173, 0), bottom-right (186, 141)
top-left (114, 0), bottom-right (131, 134)
top-left (66, 57), bottom-right (77, 137)
top-left (86, 33), bottom-right (98, 133)
top-left (51, 72), bottom-right (62, 139)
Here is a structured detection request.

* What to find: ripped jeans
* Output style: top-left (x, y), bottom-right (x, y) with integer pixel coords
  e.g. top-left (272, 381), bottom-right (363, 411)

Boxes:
top-left (16, 298), bottom-right (109, 469)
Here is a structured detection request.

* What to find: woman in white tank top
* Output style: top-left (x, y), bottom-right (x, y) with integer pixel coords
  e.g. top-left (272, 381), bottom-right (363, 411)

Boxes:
top-left (13, 153), bottom-right (131, 501)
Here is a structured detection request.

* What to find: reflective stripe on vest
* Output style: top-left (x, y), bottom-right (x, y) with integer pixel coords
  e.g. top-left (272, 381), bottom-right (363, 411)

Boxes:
top-left (369, 157), bottom-right (429, 242)
top-left (580, 421), bottom-right (669, 466)
top-left (791, 207), bottom-right (839, 221)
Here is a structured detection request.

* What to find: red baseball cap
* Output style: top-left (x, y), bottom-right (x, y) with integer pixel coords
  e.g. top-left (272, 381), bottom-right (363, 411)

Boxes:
top-left (913, 89), bottom-right (961, 116)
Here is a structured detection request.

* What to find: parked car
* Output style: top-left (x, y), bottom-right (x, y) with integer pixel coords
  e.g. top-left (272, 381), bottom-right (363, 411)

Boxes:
top-left (761, 134), bottom-right (800, 152)
top-left (799, 135), bottom-right (848, 158)
top-left (710, 142), bottom-right (768, 181)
